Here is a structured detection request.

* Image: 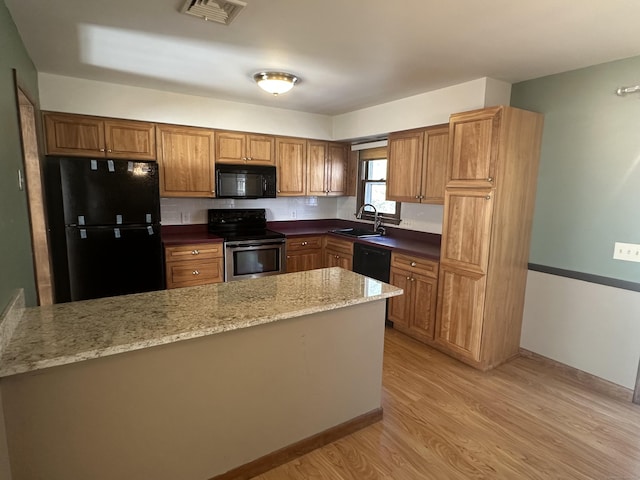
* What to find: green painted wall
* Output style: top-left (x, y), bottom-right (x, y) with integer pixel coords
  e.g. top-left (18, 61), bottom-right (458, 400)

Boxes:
top-left (0, 1), bottom-right (38, 310)
top-left (511, 56), bottom-right (640, 283)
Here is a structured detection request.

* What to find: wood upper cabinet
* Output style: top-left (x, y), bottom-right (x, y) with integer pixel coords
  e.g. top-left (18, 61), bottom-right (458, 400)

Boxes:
top-left (447, 107), bottom-right (501, 188)
top-left (286, 235), bottom-right (323, 273)
top-left (156, 124), bottom-right (215, 198)
top-left (386, 124), bottom-right (448, 204)
top-left (276, 137), bottom-right (307, 196)
top-left (43, 112), bottom-right (156, 160)
top-left (435, 106), bottom-right (544, 370)
top-left (388, 253), bottom-right (439, 343)
top-left (307, 141), bottom-right (348, 196)
top-left (215, 131), bottom-right (275, 165)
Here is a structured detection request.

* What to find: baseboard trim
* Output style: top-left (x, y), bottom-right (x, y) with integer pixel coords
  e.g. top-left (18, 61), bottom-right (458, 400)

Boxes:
top-left (209, 407), bottom-right (383, 480)
top-left (519, 348), bottom-right (633, 402)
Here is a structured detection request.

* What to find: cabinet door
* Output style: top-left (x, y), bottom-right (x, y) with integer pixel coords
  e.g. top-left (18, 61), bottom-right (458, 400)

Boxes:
top-left (388, 268), bottom-right (411, 328)
top-left (448, 107), bottom-right (501, 188)
top-left (166, 258), bottom-right (223, 289)
top-left (307, 141), bottom-right (328, 195)
top-left (323, 249), bottom-right (352, 270)
top-left (411, 273), bottom-right (438, 341)
top-left (157, 125), bottom-right (215, 197)
top-left (440, 188), bottom-right (494, 274)
top-left (386, 130), bottom-right (424, 203)
top-left (327, 143), bottom-right (347, 196)
top-left (276, 137), bottom-right (307, 196)
top-left (421, 125), bottom-right (449, 204)
top-left (286, 251), bottom-right (322, 273)
top-left (246, 134), bottom-right (275, 165)
top-left (215, 131), bottom-right (245, 163)
top-left (104, 119), bottom-right (156, 160)
top-left (436, 265), bottom-right (486, 361)
top-left (44, 113), bottom-right (105, 157)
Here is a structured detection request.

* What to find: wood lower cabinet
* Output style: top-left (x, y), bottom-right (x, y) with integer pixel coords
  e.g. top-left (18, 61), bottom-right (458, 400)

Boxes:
top-left (323, 236), bottom-right (353, 269)
top-left (165, 242), bottom-right (224, 289)
top-left (156, 124), bottom-right (215, 198)
top-left (388, 253), bottom-right (439, 343)
top-left (276, 137), bottom-right (307, 196)
top-left (43, 112), bottom-right (156, 160)
top-left (386, 124), bottom-right (448, 204)
top-left (285, 236), bottom-right (323, 273)
top-left (307, 141), bottom-right (348, 196)
top-left (435, 106), bottom-right (544, 370)
top-left (215, 131), bottom-right (275, 165)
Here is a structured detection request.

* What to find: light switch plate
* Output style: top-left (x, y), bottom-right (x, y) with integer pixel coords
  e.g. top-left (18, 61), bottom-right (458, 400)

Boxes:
top-left (613, 242), bottom-right (640, 262)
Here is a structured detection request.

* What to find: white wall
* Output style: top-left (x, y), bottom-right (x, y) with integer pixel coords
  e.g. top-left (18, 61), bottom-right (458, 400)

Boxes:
top-left (38, 74), bottom-right (508, 142)
top-left (332, 78), bottom-right (485, 140)
top-left (38, 73), bottom-right (334, 139)
top-left (521, 271), bottom-right (640, 389)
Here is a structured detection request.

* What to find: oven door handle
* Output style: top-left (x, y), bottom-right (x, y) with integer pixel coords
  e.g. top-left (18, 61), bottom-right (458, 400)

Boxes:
top-left (227, 241), bottom-right (285, 248)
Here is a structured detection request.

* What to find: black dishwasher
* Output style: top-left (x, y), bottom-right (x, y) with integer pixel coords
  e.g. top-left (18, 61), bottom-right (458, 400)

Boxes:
top-left (352, 243), bottom-right (391, 283)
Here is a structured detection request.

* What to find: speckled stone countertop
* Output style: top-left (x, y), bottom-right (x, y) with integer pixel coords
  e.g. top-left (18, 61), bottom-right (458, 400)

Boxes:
top-left (0, 268), bottom-right (402, 378)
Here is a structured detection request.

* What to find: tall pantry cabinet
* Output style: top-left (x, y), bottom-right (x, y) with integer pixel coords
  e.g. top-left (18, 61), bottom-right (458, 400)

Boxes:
top-left (435, 106), bottom-right (544, 370)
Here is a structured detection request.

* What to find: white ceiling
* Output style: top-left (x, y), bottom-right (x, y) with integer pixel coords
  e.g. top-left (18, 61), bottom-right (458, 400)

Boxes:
top-left (6, 0), bottom-right (640, 115)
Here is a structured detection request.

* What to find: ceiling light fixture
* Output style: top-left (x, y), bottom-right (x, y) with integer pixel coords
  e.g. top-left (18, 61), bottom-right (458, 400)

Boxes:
top-left (253, 72), bottom-right (299, 96)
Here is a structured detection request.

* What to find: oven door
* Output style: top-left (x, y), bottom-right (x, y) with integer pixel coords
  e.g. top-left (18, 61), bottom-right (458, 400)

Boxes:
top-left (225, 240), bottom-right (286, 281)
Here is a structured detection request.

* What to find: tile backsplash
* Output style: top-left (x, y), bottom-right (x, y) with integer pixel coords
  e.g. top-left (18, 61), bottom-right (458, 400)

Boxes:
top-left (162, 196), bottom-right (444, 234)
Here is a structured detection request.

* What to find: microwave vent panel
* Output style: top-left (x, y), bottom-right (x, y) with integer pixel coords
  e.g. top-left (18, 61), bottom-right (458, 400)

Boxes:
top-left (181, 0), bottom-right (247, 25)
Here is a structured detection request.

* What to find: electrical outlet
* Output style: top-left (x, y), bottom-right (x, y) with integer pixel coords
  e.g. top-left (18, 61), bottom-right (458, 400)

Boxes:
top-left (613, 242), bottom-right (640, 262)
top-left (291, 211), bottom-right (297, 219)
top-left (181, 212), bottom-right (191, 224)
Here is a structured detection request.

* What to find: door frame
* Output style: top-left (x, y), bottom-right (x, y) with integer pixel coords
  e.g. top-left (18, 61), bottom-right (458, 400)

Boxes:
top-left (13, 69), bottom-right (53, 305)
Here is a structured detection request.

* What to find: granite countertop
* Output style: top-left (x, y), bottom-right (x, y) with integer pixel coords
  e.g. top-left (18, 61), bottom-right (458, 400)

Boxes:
top-left (0, 268), bottom-right (402, 378)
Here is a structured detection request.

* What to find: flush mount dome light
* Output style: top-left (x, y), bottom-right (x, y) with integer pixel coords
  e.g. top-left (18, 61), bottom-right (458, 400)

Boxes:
top-left (253, 72), bottom-right (299, 95)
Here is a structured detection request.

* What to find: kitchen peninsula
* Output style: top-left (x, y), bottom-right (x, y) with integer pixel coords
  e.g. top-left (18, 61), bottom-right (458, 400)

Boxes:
top-left (0, 268), bottom-right (401, 480)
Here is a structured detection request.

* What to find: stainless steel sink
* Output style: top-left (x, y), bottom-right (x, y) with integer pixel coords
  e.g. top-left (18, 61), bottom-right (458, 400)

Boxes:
top-left (330, 228), bottom-right (381, 238)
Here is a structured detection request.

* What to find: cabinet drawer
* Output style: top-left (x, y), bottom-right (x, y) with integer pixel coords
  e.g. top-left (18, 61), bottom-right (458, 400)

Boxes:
top-left (324, 236), bottom-right (353, 255)
top-left (286, 236), bottom-right (323, 251)
top-left (165, 243), bottom-right (223, 262)
top-left (166, 258), bottom-right (223, 288)
top-left (391, 252), bottom-right (438, 278)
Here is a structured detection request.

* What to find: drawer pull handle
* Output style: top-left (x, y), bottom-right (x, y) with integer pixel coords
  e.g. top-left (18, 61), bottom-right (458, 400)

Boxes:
top-left (192, 270), bottom-right (200, 275)
top-left (410, 261), bottom-right (417, 267)
top-left (191, 250), bottom-right (199, 255)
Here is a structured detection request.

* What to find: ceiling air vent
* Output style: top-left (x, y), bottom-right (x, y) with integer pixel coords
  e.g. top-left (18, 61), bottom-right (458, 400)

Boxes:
top-left (181, 0), bottom-right (247, 25)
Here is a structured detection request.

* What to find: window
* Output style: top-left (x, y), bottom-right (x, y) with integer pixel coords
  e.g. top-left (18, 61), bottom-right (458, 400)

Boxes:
top-left (356, 147), bottom-right (401, 225)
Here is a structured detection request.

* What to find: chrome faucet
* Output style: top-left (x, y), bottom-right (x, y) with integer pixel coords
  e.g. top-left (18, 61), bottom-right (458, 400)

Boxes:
top-left (356, 203), bottom-right (383, 232)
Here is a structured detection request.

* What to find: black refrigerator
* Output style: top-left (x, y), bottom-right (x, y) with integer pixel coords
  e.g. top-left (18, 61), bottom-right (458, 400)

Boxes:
top-left (45, 157), bottom-right (164, 303)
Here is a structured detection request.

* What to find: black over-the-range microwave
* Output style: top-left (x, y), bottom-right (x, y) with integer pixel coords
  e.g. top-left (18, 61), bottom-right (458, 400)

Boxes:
top-left (215, 164), bottom-right (277, 199)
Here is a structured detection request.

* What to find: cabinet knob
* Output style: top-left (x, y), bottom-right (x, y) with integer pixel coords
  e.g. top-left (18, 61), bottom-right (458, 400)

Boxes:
top-left (410, 261), bottom-right (416, 267)
top-left (406, 276), bottom-right (411, 280)
top-left (487, 177), bottom-right (494, 182)
top-left (99, 148), bottom-right (105, 152)
top-left (191, 250), bottom-right (199, 255)
top-left (335, 255), bottom-right (339, 259)
top-left (107, 149), bottom-right (112, 153)
top-left (277, 189), bottom-right (281, 193)
top-left (410, 277), bottom-right (415, 282)
top-left (287, 255), bottom-right (290, 259)
top-left (415, 195), bottom-right (420, 199)
top-left (302, 241), bottom-right (307, 246)
top-left (485, 195), bottom-right (492, 200)
top-left (419, 195), bottom-right (424, 199)
top-left (192, 270), bottom-right (200, 275)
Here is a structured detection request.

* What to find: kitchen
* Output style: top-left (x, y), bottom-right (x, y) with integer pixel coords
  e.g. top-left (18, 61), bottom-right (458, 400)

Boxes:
top-left (2, 0), bottom-right (640, 479)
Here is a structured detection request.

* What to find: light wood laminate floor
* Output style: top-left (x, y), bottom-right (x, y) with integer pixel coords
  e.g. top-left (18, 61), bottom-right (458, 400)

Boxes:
top-left (255, 327), bottom-right (640, 479)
